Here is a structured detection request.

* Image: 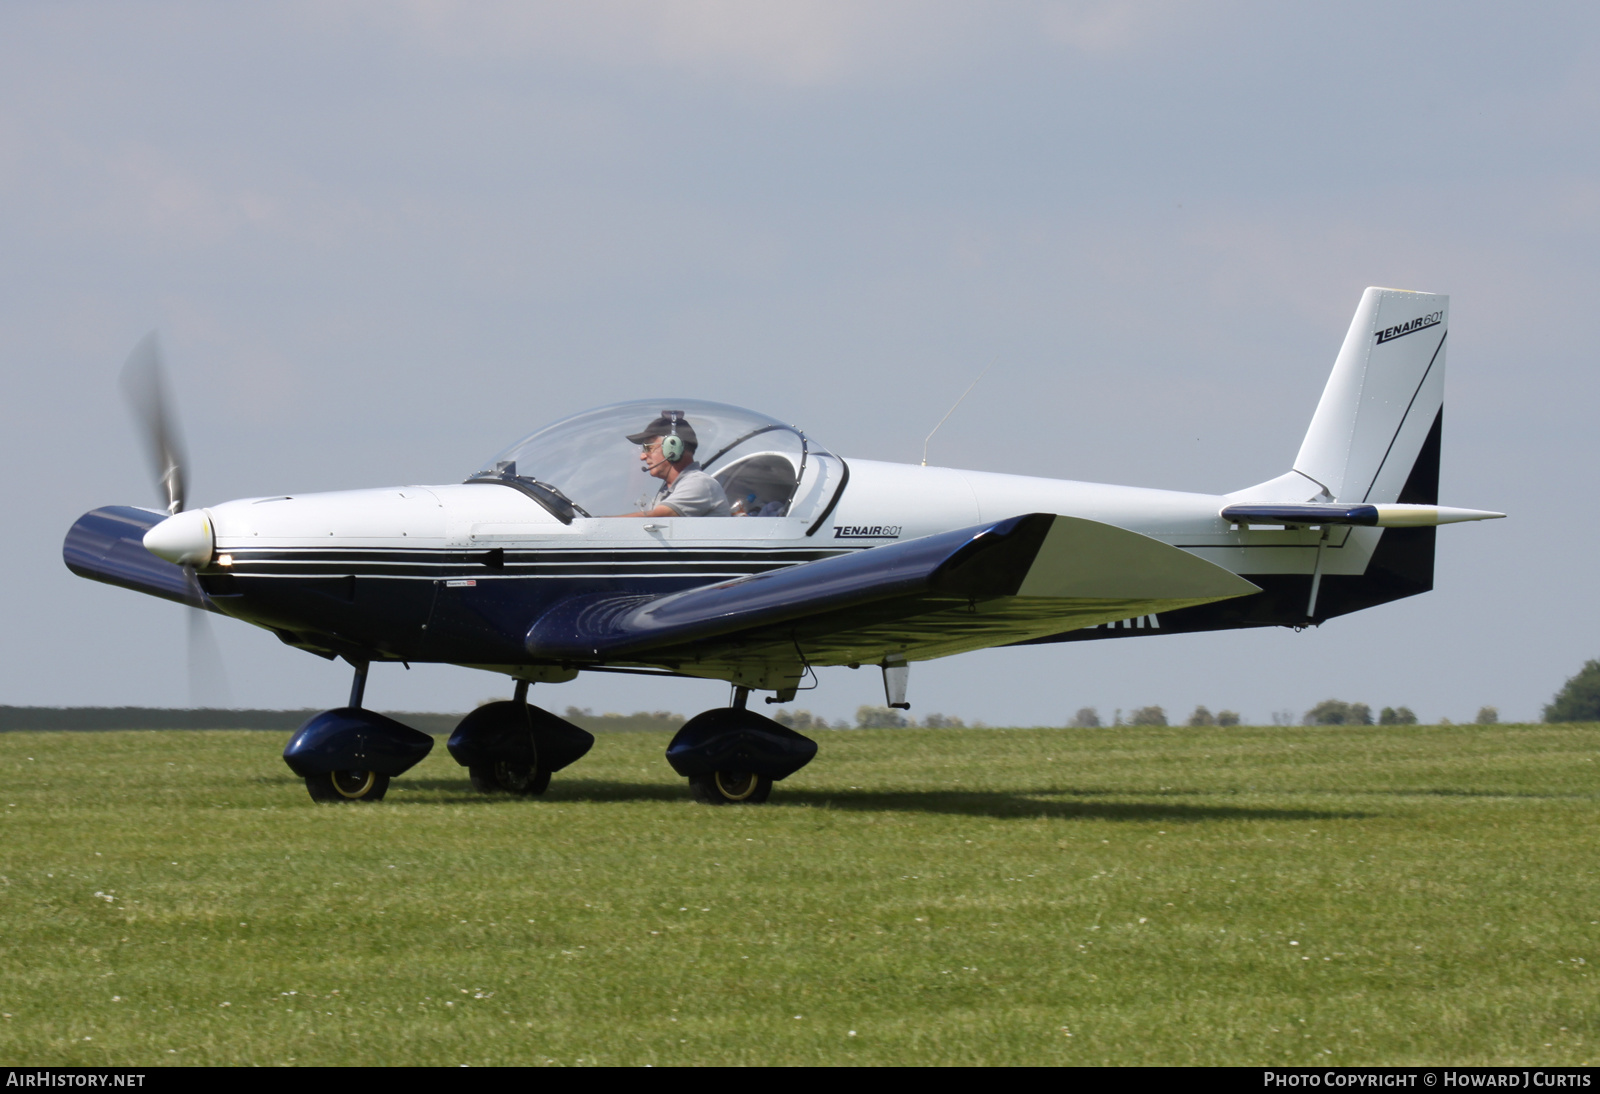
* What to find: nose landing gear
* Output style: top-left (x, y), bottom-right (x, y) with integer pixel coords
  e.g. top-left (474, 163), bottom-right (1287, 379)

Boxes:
top-left (282, 661), bottom-right (434, 803)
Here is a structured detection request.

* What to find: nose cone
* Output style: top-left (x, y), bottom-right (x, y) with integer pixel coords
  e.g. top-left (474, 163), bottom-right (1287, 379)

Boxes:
top-left (143, 508), bottom-right (214, 567)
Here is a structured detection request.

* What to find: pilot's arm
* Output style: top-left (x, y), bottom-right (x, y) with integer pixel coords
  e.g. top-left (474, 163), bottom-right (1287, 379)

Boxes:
top-left (613, 473), bottom-right (729, 517)
top-left (615, 502), bottom-right (679, 519)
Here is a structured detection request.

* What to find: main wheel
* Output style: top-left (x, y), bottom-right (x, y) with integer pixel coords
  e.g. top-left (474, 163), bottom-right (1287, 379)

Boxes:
top-left (305, 770), bottom-right (390, 803)
top-left (470, 761), bottom-right (550, 796)
top-left (688, 770), bottom-right (772, 805)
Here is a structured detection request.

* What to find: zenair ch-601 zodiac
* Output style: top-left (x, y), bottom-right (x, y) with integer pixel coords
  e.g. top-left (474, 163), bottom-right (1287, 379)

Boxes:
top-left (65, 287), bottom-right (1502, 805)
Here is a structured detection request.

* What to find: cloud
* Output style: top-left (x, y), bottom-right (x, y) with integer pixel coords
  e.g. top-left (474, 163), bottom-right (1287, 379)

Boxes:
top-left (311, 0), bottom-right (1186, 87)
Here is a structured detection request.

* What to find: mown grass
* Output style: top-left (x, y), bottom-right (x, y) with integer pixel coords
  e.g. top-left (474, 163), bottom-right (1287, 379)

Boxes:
top-left (0, 723), bottom-right (1595, 1066)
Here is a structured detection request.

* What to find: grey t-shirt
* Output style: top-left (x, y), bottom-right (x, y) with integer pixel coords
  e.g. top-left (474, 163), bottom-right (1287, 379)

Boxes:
top-left (655, 463), bottom-right (731, 517)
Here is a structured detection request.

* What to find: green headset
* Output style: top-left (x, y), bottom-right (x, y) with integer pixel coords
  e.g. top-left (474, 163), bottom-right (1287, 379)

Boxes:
top-left (659, 411), bottom-right (687, 463)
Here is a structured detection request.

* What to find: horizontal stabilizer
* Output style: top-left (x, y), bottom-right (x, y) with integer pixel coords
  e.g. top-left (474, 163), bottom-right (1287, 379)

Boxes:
top-left (1221, 503), bottom-right (1505, 528)
top-left (527, 513), bottom-right (1259, 664)
top-left (63, 506), bottom-right (209, 610)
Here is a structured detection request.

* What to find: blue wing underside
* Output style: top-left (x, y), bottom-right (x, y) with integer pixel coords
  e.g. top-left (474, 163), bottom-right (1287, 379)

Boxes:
top-left (525, 514), bottom-right (1261, 680)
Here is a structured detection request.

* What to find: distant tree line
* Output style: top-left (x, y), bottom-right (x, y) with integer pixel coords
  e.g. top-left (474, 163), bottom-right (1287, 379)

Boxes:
top-left (0, 706), bottom-right (460, 734)
top-left (1059, 701), bottom-right (1506, 728)
top-left (0, 705), bottom-right (691, 735)
top-left (1300, 700), bottom-right (1500, 726)
top-left (559, 708), bottom-right (686, 733)
top-left (1047, 656), bottom-right (1600, 729)
top-left (47, 664), bottom-right (1600, 735)
top-left (773, 708), bottom-right (976, 730)
top-left (1066, 706), bottom-right (1239, 728)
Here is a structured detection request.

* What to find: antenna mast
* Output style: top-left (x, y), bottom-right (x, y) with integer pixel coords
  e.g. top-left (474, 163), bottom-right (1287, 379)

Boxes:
top-left (921, 357), bottom-right (997, 466)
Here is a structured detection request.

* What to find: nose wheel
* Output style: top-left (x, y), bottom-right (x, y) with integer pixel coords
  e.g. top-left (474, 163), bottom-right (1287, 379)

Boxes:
top-left (688, 770), bottom-right (772, 805)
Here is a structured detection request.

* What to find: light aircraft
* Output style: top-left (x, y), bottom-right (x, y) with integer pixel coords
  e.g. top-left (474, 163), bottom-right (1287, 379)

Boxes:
top-left (65, 287), bottom-right (1502, 804)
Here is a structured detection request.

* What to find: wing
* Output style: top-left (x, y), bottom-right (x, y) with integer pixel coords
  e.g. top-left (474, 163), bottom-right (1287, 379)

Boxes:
top-left (527, 513), bottom-right (1260, 677)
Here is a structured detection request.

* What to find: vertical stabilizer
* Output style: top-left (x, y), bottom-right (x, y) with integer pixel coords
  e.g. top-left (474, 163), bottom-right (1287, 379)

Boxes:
top-left (1293, 287), bottom-right (1447, 504)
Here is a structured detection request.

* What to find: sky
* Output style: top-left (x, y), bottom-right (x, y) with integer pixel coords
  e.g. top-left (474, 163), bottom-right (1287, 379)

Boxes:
top-left (2, 1), bottom-right (1598, 725)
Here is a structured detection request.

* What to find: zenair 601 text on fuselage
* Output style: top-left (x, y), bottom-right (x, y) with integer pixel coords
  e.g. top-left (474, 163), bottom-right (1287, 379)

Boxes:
top-left (65, 287), bottom-right (1503, 804)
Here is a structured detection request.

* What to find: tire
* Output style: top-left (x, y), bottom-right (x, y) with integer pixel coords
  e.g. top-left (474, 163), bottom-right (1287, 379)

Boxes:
top-left (305, 770), bottom-right (390, 803)
top-left (470, 761), bottom-right (551, 796)
top-left (688, 770), bottom-right (772, 805)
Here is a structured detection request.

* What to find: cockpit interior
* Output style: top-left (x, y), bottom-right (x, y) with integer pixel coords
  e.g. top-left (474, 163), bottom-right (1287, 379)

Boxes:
top-left (466, 399), bottom-right (841, 525)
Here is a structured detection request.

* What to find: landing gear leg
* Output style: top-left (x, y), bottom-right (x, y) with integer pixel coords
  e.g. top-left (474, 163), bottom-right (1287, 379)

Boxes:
top-left (348, 661), bottom-right (368, 709)
top-left (465, 679), bottom-right (550, 796)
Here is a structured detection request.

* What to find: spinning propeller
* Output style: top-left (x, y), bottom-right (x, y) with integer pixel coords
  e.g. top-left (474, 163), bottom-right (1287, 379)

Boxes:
top-left (120, 333), bottom-right (233, 708)
top-left (120, 333), bottom-right (187, 516)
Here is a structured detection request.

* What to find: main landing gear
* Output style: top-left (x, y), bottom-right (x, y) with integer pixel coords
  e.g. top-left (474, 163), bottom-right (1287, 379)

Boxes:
top-left (280, 667), bottom-right (854, 807)
top-left (667, 688), bottom-right (817, 805)
top-left (447, 680), bottom-right (594, 797)
top-left (282, 661), bottom-right (434, 803)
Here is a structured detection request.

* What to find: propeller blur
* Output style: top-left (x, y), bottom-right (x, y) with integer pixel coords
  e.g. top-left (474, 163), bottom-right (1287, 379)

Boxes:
top-left (114, 333), bottom-right (230, 708)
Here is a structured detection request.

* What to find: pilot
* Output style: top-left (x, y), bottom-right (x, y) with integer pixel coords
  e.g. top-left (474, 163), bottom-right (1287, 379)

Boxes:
top-left (613, 412), bottom-right (732, 518)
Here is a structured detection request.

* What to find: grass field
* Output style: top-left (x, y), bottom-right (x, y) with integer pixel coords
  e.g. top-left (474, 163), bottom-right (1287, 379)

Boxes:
top-left (0, 723), bottom-right (1595, 1066)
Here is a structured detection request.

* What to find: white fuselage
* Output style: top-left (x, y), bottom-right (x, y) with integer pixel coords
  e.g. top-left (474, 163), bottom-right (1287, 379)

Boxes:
top-left (192, 459), bottom-right (1351, 585)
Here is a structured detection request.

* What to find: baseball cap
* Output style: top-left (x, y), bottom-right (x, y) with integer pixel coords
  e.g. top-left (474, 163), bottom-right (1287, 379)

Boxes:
top-left (625, 411), bottom-right (699, 449)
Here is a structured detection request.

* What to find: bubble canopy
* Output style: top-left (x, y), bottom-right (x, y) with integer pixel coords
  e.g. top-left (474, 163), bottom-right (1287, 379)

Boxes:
top-left (469, 399), bottom-right (837, 520)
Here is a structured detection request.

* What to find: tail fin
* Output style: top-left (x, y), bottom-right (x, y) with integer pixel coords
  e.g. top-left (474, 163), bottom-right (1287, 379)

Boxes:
top-left (1294, 287), bottom-right (1446, 505)
top-left (1070, 288), bottom-right (1465, 640)
top-left (1210, 287), bottom-right (1448, 625)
